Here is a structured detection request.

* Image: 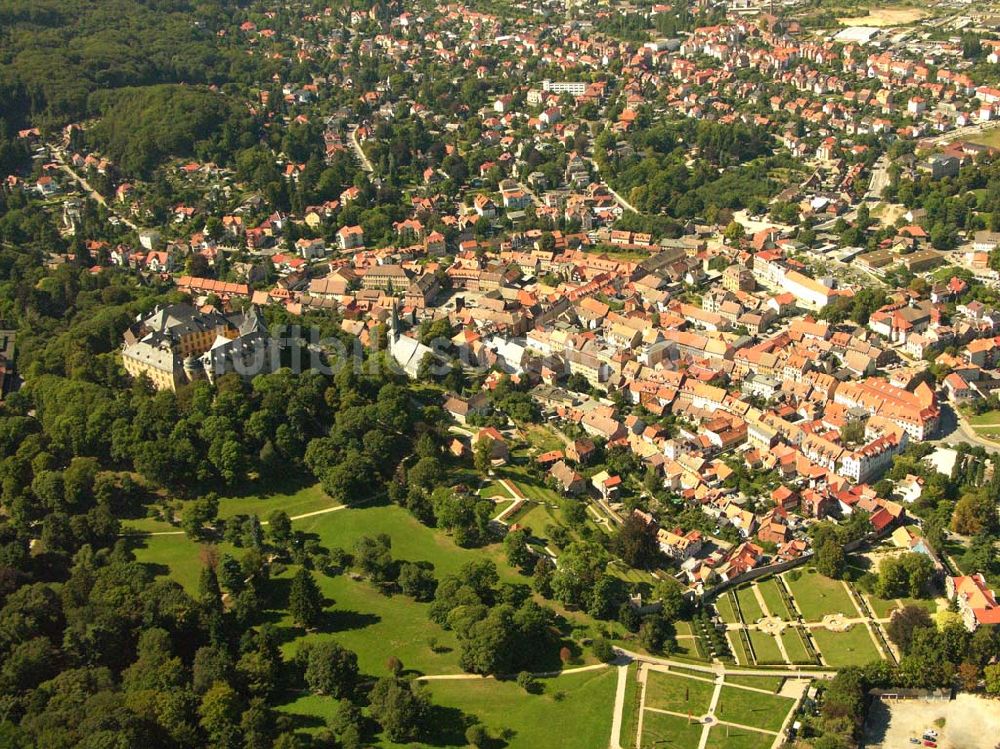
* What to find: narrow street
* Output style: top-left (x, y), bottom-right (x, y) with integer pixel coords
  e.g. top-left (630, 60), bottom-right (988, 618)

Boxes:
top-left (52, 146), bottom-right (140, 231)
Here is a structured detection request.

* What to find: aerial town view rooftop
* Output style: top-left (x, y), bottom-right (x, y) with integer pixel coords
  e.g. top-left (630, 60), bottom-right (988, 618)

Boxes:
top-left (0, 0), bottom-right (999, 747)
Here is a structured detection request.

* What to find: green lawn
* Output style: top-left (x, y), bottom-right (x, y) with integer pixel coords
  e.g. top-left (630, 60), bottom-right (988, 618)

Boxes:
top-left (620, 663), bottom-right (641, 749)
top-left (123, 482), bottom-right (338, 534)
top-left (747, 630), bottom-right (784, 665)
top-left (123, 515), bottom-right (179, 534)
top-left (973, 427), bottom-right (1000, 438)
top-left (132, 501), bottom-right (528, 676)
top-left (641, 710), bottom-right (705, 748)
top-left (673, 638), bottom-right (703, 660)
top-left (272, 567), bottom-right (467, 676)
top-left (216, 482), bottom-right (336, 520)
top-left (865, 594), bottom-right (900, 619)
top-left (295, 503), bottom-right (518, 582)
top-left (898, 596), bottom-right (941, 615)
top-left (129, 532), bottom-right (219, 593)
top-left (520, 424), bottom-right (566, 454)
top-left (810, 625), bottom-right (882, 668)
top-left (280, 666), bottom-right (618, 748)
top-left (663, 665), bottom-right (714, 679)
top-left (421, 667), bottom-right (617, 749)
top-left (516, 501), bottom-right (566, 538)
top-left (480, 483), bottom-right (511, 499)
top-left (727, 631), bottom-right (750, 667)
top-left (969, 127), bottom-right (1000, 149)
top-left (643, 670), bottom-right (716, 716)
top-left (704, 724), bottom-right (775, 749)
top-left (735, 586), bottom-right (764, 623)
top-left (724, 674), bottom-right (784, 692)
top-left (757, 578), bottom-right (793, 620)
top-left (780, 628), bottom-right (814, 664)
top-left (713, 686), bottom-right (795, 733)
top-left (967, 409), bottom-right (1000, 426)
top-left (784, 569), bottom-right (857, 621)
top-left (499, 465), bottom-right (562, 503)
top-left (715, 592), bottom-right (739, 624)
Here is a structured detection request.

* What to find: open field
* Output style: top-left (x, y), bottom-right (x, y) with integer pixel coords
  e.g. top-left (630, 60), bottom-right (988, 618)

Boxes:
top-left (279, 666), bottom-right (618, 748)
top-left (123, 481), bottom-right (337, 533)
top-left (216, 482), bottom-right (336, 520)
top-left (499, 465), bottom-right (563, 503)
top-left (863, 693), bottom-right (1000, 749)
top-left (837, 7), bottom-right (927, 26)
top-left (968, 128), bottom-right (1000, 150)
top-left (967, 409), bottom-right (1000, 426)
top-left (713, 686), bottom-right (795, 733)
top-left (748, 630), bottom-right (784, 665)
top-left (784, 569), bottom-right (857, 621)
top-left (716, 592), bottom-right (740, 624)
top-left (644, 669), bottom-right (716, 716)
top-left (735, 586), bottom-right (764, 623)
top-left (620, 663), bottom-right (641, 749)
top-left (865, 593), bottom-right (901, 619)
top-left (757, 578), bottom-right (793, 620)
top-left (810, 624), bottom-right (882, 668)
top-left (728, 630), bottom-right (751, 666)
top-left (295, 502), bottom-right (518, 581)
top-left (421, 668), bottom-right (618, 749)
top-left (641, 710), bottom-right (705, 748)
top-left (704, 725), bottom-right (775, 749)
top-left (130, 532), bottom-right (219, 593)
top-left (519, 424), bottom-right (565, 454)
top-left (724, 674), bottom-right (784, 692)
top-left (781, 628), bottom-right (814, 664)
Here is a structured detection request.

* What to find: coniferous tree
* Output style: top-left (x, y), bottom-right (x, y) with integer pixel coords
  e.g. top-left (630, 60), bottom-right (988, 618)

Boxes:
top-left (288, 568), bottom-right (323, 629)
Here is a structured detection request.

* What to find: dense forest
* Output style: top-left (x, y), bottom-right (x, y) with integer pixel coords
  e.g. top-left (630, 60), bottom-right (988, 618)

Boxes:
top-left (0, 0), bottom-right (247, 126)
top-left (0, 244), bottom-right (692, 746)
top-left (85, 85), bottom-right (260, 177)
top-left (594, 118), bottom-right (789, 219)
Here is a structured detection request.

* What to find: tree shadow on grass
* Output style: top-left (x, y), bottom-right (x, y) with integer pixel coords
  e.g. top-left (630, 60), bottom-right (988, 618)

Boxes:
top-left (414, 704), bottom-right (509, 748)
top-left (321, 608), bottom-right (381, 633)
top-left (268, 609), bottom-right (381, 646)
top-left (224, 472), bottom-right (318, 501)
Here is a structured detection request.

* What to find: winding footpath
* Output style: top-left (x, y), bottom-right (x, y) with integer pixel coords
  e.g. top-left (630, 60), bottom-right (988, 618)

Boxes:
top-left (130, 502), bottom-right (348, 537)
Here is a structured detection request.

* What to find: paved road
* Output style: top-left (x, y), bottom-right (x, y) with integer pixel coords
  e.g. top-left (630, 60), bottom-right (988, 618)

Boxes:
top-left (348, 125), bottom-right (374, 173)
top-left (609, 664), bottom-right (630, 749)
top-left (585, 156), bottom-right (638, 213)
top-left (52, 148), bottom-right (140, 231)
top-left (865, 155), bottom-right (890, 201)
top-left (931, 403), bottom-right (1000, 454)
top-left (516, 180), bottom-right (544, 208)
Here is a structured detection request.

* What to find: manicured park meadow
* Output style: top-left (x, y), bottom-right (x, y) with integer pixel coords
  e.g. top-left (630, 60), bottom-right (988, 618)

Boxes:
top-left (780, 627), bottom-right (814, 664)
top-left (809, 624), bottom-right (882, 668)
top-left (756, 578), bottom-right (793, 619)
top-left (420, 668), bottom-right (618, 749)
top-left (735, 585), bottom-right (764, 622)
top-left (782, 569), bottom-right (857, 621)
top-left (723, 674), bottom-right (784, 692)
top-left (279, 666), bottom-right (618, 748)
top-left (641, 710), bottom-right (705, 748)
top-left (643, 670), bottom-right (716, 716)
top-left (716, 591), bottom-right (739, 623)
top-left (124, 481), bottom-right (339, 536)
top-left (704, 725), bottom-right (775, 749)
top-left (713, 686), bottom-right (794, 733)
top-left (747, 630), bottom-right (783, 665)
top-left (711, 566), bottom-right (895, 668)
top-left (727, 630), bottom-right (751, 666)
